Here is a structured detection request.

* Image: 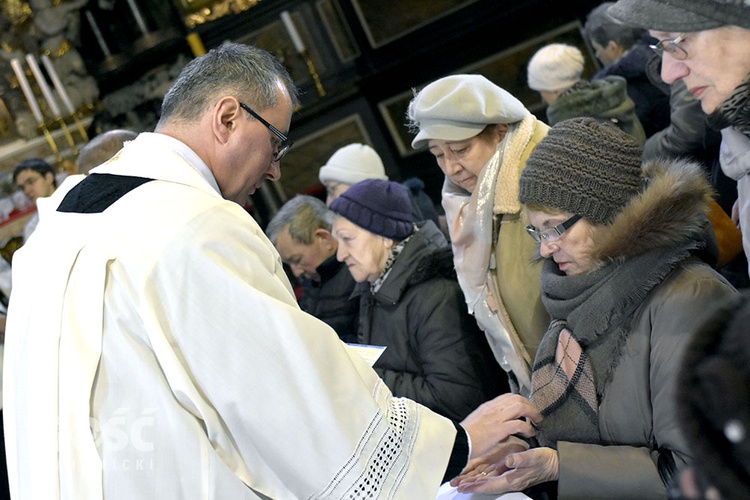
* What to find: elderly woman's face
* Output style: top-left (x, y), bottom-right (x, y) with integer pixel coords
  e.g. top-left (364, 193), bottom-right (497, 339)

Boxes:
top-left (332, 217), bottom-right (393, 283)
top-left (427, 128), bottom-right (505, 193)
top-left (324, 181), bottom-right (350, 206)
top-left (653, 26), bottom-right (750, 114)
top-left (525, 209), bottom-right (597, 276)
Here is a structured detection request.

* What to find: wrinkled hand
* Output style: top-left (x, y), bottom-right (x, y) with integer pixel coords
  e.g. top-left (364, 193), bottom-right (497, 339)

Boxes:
top-left (459, 393), bottom-right (542, 459)
top-left (450, 435), bottom-right (529, 486)
top-left (454, 447), bottom-right (559, 495)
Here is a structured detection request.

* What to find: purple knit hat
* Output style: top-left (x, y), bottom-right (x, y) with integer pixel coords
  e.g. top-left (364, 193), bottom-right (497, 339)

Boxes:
top-left (330, 179), bottom-right (414, 240)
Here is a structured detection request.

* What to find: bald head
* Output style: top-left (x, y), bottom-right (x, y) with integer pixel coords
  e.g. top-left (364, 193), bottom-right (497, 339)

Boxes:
top-left (78, 129), bottom-right (139, 174)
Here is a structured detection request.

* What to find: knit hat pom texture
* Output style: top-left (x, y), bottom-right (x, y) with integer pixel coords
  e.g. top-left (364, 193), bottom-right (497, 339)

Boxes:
top-left (519, 117), bottom-right (644, 224)
top-left (330, 179), bottom-right (414, 240)
top-left (527, 43), bottom-right (585, 92)
top-left (318, 143), bottom-right (388, 185)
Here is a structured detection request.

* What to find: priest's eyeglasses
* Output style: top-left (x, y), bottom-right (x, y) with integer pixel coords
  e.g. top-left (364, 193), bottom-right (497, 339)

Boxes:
top-left (649, 34), bottom-right (688, 60)
top-left (239, 102), bottom-right (294, 161)
top-left (525, 214), bottom-right (582, 243)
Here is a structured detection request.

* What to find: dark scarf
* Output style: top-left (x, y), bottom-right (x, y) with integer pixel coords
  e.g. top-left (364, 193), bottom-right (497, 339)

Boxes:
top-left (370, 228), bottom-right (414, 294)
top-left (707, 73), bottom-right (750, 138)
top-left (531, 240), bottom-right (699, 448)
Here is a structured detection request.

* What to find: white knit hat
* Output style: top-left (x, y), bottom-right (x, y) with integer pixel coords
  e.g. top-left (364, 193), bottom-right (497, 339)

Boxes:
top-left (318, 143), bottom-right (388, 185)
top-left (527, 44), bottom-right (585, 92)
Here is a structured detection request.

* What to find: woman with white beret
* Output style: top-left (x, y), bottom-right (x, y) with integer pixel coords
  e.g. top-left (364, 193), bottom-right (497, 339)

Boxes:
top-left (407, 74), bottom-right (549, 396)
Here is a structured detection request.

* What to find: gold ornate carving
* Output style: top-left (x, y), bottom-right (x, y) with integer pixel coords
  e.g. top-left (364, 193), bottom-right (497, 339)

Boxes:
top-left (180, 0), bottom-right (262, 29)
top-left (0, 99), bottom-right (11, 138)
top-left (1, 0), bottom-right (33, 28)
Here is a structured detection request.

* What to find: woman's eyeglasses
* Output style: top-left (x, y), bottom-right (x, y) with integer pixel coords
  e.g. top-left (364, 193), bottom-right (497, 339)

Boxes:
top-left (525, 214), bottom-right (582, 243)
top-left (649, 34), bottom-right (688, 61)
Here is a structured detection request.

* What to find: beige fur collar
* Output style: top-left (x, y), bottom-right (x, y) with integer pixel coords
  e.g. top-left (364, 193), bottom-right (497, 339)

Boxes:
top-left (588, 158), bottom-right (713, 267)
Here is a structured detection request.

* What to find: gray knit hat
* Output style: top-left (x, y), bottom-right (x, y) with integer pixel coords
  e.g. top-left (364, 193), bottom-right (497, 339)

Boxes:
top-left (608, 0), bottom-right (750, 32)
top-left (329, 179), bottom-right (414, 240)
top-left (519, 117), bottom-right (644, 225)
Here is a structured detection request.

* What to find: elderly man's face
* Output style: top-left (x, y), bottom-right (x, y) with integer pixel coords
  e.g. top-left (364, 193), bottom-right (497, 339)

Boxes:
top-left (653, 26), bottom-right (750, 114)
top-left (274, 227), bottom-right (336, 281)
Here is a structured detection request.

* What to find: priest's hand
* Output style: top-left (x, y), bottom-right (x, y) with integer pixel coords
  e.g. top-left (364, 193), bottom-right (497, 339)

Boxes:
top-left (459, 393), bottom-right (541, 459)
top-left (454, 446), bottom-right (559, 494)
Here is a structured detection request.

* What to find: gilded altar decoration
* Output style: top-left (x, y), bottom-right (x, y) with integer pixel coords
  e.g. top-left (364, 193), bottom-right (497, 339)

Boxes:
top-left (1, 0), bottom-right (33, 28)
top-left (179, 0), bottom-right (262, 29)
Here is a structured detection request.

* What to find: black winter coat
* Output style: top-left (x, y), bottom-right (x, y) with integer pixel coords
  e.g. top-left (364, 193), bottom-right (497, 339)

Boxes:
top-left (594, 40), bottom-right (670, 137)
top-left (356, 221), bottom-right (505, 421)
top-left (299, 255), bottom-right (359, 343)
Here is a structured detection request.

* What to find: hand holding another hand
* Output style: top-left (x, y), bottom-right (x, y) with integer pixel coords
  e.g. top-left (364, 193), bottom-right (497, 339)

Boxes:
top-left (453, 446), bottom-right (559, 495)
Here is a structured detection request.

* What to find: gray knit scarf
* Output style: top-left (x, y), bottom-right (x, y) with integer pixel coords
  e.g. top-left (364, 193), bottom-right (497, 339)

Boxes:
top-left (531, 241), bottom-right (698, 448)
top-left (707, 73), bottom-right (750, 138)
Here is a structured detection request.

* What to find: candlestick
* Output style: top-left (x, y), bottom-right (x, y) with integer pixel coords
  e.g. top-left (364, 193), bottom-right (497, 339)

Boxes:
top-left (71, 112), bottom-right (89, 142)
top-left (54, 117), bottom-right (79, 156)
top-left (126, 0), bottom-right (149, 36)
top-left (186, 32), bottom-right (207, 57)
top-left (302, 52), bottom-right (327, 97)
top-left (280, 11), bottom-right (306, 54)
top-left (25, 54), bottom-right (62, 118)
top-left (40, 124), bottom-right (64, 164)
top-left (10, 58), bottom-right (44, 125)
top-left (85, 10), bottom-right (112, 58)
top-left (40, 54), bottom-right (76, 116)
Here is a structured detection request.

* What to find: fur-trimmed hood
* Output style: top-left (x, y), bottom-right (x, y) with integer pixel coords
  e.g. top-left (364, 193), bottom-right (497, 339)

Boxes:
top-left (587, 157), bottom-right (714, 268)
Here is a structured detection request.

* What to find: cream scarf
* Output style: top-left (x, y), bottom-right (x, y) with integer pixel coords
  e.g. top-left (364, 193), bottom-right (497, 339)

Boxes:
top-left (442, 113), bottom-right (535, 313)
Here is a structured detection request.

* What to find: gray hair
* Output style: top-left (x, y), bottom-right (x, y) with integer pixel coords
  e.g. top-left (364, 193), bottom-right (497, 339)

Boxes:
top-left (266, 195), bottom-right (335, 245)
top-left (157, 42), bottom-right (298, 128)
top-left (584, 2), bottom-right (647, 49)
top-left (77, 129), bottom-right (139, 174)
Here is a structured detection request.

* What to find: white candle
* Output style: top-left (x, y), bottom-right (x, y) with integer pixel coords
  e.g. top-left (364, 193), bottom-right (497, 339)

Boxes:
top-left (281, 11), bottom-right (306, 54)
top-left (10, 58), bottom-right (44, 125)
top-left (25, 54), bottom-right (62, 117)
top-left (41, 54), bottom-right (76, 116)
top-left (126, 0), bottom-right (149, 36)
top-left (85, 10), bottom-right (111, 57)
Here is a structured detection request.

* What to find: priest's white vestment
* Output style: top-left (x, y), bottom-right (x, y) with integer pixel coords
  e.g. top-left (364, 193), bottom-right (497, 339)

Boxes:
top-left (3, 133), bottom-right (458, 499)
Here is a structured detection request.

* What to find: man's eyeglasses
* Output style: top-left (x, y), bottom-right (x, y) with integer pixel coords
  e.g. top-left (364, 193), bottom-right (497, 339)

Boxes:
top-left (525, 214), bottom-right (582, 244)
top-left (239, 102), bottom-right (293, 161)
top-left (649, 34), bottom-right (688, 61)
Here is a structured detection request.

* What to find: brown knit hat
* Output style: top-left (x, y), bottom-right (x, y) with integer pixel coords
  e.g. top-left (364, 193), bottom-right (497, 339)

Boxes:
top-left (519, 117), bottom-right (644, 224)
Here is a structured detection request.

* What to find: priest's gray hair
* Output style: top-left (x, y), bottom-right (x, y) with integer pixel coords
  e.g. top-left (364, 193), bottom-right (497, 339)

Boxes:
top-left (157, 42), bottom-right (298, 128)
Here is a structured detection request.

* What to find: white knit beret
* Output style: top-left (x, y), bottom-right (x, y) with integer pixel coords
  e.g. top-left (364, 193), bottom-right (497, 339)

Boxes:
top-left (407, 74), bottom-right (528, 150)
top-left (527, 44), bottom-right (585, 92)
top-left (318, 143), bottom-right (388, 185)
